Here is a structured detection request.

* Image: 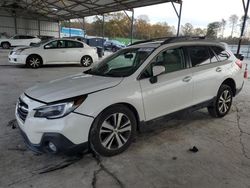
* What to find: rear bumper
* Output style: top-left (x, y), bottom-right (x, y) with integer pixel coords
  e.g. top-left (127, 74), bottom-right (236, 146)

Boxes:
top-left (235, 82), bottom-right (244, 96)
top-left (19, 128), bottom-right (89, 154)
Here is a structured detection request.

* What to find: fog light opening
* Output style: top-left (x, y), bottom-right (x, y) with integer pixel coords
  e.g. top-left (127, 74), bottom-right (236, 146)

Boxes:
top-left (48, 142), bottom-right (57, 153)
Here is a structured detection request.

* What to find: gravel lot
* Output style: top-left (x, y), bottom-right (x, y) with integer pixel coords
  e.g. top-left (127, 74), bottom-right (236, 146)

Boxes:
top-left (0, 49), bottom-right (250, 188)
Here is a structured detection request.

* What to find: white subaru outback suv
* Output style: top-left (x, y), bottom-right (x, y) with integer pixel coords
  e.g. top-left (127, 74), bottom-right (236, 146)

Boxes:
top-left (15, 37), bottom-right (247, 156)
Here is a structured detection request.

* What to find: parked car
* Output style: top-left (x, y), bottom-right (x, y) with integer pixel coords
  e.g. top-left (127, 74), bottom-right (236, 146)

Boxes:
top-left (0, 35), bottom-right (41, 49)
top-left (15, 37), bottom-right (246, 156)
top-left (9, 39), bottom-right (99, 68)
top-left (104, 40), bottom-right (126, 52)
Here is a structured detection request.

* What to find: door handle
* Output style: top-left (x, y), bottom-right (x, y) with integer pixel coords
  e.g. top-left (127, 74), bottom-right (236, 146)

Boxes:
top-left (216, 67), bottom-right (222, 72)
top-left (183, 76), bottom-right (192, 82)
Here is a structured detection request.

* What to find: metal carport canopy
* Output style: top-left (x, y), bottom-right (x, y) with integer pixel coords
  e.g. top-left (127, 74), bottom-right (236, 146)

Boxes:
top-left (0, 0), bottom-right (181, 21)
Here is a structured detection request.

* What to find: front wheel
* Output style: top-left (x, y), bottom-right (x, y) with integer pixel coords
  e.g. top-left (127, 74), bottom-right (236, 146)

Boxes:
top-left (81, 56), bottom-right (93, 67)
top-left (90, 105), bottom-right (137, 156)
top-left (26, 55), bottom-right (42, 68)
top-left (1, 42), bottom-right (10, 49)
top-left (207, 84), bottom-right (233, 118)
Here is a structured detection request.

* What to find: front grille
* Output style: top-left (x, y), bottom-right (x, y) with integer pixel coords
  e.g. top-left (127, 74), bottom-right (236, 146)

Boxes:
top-left (17, 98), bottom-right (28, 122)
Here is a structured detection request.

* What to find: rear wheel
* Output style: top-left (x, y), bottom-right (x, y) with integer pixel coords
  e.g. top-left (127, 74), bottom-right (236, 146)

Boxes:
top-left (26, 55), bottom-right (42, 68)
top-left (90, 105), bottom-right (137, 156)
top-left (81, 56), bottom-right (93, 67)
top-left (1, 42), bottom-right (10, 49)
top-left (207, 84), bottom-right (233, 118)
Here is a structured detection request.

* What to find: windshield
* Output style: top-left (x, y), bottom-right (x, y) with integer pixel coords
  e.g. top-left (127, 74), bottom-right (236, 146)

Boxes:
top-left (85, 47), bottom-right (155, 77)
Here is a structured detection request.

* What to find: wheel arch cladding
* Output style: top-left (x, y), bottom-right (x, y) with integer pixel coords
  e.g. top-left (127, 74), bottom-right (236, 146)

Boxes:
top-left (221, 78), bottom-right (236, 96)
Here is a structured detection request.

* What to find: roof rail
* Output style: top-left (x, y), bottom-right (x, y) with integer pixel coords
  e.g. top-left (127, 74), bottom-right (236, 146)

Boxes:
top-left (129, 36), bottom-right (206, 46)
top-left (161, 36), bottom-right (206, 45)
top-left (129, 36), bottom-right (173, 46)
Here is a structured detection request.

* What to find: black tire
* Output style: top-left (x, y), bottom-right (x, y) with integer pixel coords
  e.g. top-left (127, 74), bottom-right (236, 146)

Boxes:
top-left (90, 105), bottom-right (137, 156)
top-left (207, 84), bottom-right (233, 118)
top-left (81, 56), bottom-right (93, 67)
top-left (112, 47), bottom-right (117, 52)
top-left (26, 55), bottom-right (42, 69)
top-left (1, 42), bottom-right (10, 49)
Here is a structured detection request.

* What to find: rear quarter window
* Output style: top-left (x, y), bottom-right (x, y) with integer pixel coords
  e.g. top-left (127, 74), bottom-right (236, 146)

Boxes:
top-left (211, 46), bottom-right (230, 61)
top-left (187, 46), bottom-right (211, 67)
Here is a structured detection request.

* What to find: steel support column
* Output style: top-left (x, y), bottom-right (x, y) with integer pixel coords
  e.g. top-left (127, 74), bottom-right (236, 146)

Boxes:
top-left (171, 0), bottom-right (182, 36)
top-left (38, 20), bottom-right (41, 36)
top-left (14, 16), bottom-right (17, 34)
top-left (102, 15), bottom-right (105, 48)
top-left (130, 9), bottom-right (134, 44)
top-left (237, 0), bottom-right (250, 55)
top-left (69, 20), bottom-right (71, 37)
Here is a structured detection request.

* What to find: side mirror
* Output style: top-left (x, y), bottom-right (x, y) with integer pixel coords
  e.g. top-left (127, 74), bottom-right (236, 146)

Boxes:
top-left (150, 65), bottom-right (165, 84)
top-left (152, 65), bottom-right (165, 77)
top-left (44, 45), bottom-right (51, 49)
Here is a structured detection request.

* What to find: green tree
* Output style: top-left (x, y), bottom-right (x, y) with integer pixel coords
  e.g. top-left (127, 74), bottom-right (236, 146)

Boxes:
top-left (206, 22), bottom-right (221, 39)
top-left (229, 14), bottom-right (238, 37)
top-left (181, 23), bottom-right (194, 36)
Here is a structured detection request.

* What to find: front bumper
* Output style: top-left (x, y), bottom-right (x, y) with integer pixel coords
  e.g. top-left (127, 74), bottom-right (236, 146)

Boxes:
top-left (16, 94), bottom-right (94, 154)
top-left (19, 128), bottom-right (88, 154)
top-left (8, 53), bottom-right (27, 64)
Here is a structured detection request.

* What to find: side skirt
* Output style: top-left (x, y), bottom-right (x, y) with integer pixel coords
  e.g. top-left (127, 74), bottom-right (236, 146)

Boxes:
top-left (138, 97), bottom-right (216, 132)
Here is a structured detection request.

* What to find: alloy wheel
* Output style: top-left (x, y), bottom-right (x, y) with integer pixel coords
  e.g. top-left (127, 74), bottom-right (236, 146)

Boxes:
top-left (29, 57), bottom-right (41, 68)
top-left (99, 113), bottom-right (132, 150)
top-left (82, 57), bottom-right (92, 67)
top-left (218, 89), bottom-right (232, 114)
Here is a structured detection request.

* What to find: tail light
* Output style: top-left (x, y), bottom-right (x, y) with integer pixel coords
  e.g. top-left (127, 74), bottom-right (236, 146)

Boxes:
top-left (244, 64), bottom-right (248, 79)
top-left (235, 60), bottom-right (243, 69)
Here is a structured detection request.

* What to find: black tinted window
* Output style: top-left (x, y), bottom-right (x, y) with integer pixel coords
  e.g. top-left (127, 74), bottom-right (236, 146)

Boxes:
top-left (211, 46), bottom-right (230, 61)
top-left (188, 46), bottom-right (210, 67)
top-left (66, 41), bottom-right (83, 48)
top-left (26, 36), bottom-right (35, 39)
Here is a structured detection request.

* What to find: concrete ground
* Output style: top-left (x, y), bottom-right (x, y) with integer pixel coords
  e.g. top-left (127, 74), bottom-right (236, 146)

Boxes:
top-left (0, 49), bottom-right (250, 188)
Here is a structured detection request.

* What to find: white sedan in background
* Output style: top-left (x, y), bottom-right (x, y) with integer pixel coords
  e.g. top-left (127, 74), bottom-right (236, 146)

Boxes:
top-left (8, 39), bottom-right (99, 68)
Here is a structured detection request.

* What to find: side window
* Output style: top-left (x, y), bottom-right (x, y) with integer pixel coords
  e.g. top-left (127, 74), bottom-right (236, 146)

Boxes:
top-left (211, 46), bottom-right (230, 61)
top-left (13, 35), bottom-right (20, 39)
top-left (208, 47), bottom-right (219, 63)
top-left (19, 36), bottom-right (27, 39)
top-left (44, 40), bottom-right (66, 49)
top-left (188, 46), bottom-right (211, 67)
top-left (140, 48), bottom-right (185, 79)
top-left (26, 36), bottom-right (35, 39)
top-left (154, 48), bottom-right (185, 73)
top-left (66, 41), bottom-right (83, 48)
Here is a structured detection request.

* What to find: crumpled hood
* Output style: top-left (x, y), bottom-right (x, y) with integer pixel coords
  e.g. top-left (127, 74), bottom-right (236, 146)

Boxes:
top-left (25, 73), bottom-right (123, 103)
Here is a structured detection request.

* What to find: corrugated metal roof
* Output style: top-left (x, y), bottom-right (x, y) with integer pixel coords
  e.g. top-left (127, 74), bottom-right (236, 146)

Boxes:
top-left (0, 0), bottom-right (181, 21)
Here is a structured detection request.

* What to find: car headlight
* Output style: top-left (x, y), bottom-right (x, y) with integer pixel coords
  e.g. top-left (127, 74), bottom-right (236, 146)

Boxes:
top-left (34, 96), bottom-right (87, 119)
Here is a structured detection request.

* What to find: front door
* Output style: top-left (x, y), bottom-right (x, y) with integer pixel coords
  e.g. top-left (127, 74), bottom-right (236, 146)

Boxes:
top-left (139, 47), bottom-right (193, 121)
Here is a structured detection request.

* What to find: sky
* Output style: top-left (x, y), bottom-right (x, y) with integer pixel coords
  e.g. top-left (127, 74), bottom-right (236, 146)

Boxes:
top-left (133, 0), bottom-right (244, 36)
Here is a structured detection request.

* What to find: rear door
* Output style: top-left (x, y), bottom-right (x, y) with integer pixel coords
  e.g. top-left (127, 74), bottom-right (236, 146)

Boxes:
top-left (64, 40), bottom-right (84, 63)
top-left (187, 45), bottom-right (230, 105)
top-left (139, 47), bottom-right (193, 121)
